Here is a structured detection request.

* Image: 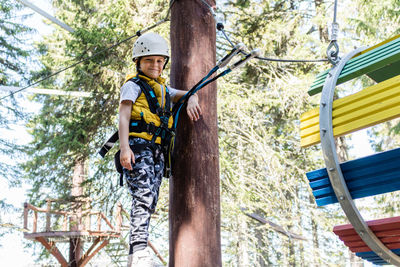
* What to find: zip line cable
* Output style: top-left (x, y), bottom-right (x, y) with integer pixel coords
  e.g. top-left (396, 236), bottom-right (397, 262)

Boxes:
top-left (0, 0), bottom-right (176, 101)
top-left (201, 0), bottom-right (328, 63)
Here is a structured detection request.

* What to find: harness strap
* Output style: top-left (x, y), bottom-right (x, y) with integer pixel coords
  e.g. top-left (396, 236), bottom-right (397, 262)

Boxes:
top-left (114, 141), bottom-right (158, 186)
top-left (130, 77), bottom-right (171, 115)
top-left (99, 131), bottom-right (119, 158)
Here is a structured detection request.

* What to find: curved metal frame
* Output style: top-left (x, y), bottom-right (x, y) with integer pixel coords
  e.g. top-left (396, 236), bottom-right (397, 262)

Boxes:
top-left (320, 47), bottom-right (400, 266)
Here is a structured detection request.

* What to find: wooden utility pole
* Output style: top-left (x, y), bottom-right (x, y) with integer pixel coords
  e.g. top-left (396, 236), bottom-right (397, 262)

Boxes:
top-left (170, 0), bottom-right (221, 266)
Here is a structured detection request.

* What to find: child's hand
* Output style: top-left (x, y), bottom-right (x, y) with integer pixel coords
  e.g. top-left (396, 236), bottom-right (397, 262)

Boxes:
top-left (120, 147), bottom-right (135, 170)
top-left (187, 94), bottom-right (202, 121)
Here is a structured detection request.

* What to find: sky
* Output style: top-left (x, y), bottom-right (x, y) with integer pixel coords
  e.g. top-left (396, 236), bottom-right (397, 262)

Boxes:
top-left (0, 1), bottom-right (380, 266)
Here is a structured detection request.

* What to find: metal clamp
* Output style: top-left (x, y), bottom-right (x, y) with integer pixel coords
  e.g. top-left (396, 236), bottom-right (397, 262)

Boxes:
top-left (319, 47), bottom-right (400, 266)
top-left (326, 41), bottom-right (340, 65)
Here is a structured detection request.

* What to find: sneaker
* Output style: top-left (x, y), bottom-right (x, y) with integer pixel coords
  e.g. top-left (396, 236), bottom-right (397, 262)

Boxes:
top-left (127, 247), bottom-right (155, 267)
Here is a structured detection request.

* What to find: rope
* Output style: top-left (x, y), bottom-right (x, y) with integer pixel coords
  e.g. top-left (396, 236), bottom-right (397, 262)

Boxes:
top-left (201, 0), bottom-right (328, 63)
top-left (0, 0), bottom-right (176, 101)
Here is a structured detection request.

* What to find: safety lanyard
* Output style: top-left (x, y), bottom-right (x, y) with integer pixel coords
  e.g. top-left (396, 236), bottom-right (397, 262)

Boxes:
top-left (172, 45), bottom-right (261, 129)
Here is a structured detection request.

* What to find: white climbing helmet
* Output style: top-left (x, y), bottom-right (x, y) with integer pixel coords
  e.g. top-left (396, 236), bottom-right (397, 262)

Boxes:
top-left (132, 32), bottom-right (169, 61)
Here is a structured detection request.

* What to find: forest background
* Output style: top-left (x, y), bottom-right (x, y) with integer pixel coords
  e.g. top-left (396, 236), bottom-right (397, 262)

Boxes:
top-left (1, 0), bottom-right (400, 266)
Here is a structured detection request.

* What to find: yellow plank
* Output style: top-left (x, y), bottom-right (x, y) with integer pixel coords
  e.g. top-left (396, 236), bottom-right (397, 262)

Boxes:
top-left (300, 75), bottom-right (400, 147)
top-left (352, 34), bottom-right (400, 58)
top-left (301, 77), bottom-right (400, 132)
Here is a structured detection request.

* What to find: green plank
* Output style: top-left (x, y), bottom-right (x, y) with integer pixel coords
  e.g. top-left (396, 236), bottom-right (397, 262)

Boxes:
top-left (367, 60), bottom-right (400, 82)
top-left (311, 38), bottom-right (400, 88)
top-left (309, 38), bottom-right (400, 94)
top-left (310, 38), bottom-right (400, 89)
top-left (309, 37), bottom-right (400, 96)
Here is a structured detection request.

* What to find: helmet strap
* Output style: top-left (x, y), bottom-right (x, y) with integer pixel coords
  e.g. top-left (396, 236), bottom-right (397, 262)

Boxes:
top-left (163, 57), bottom-right (169, 70)
top-left (135, 57), bottom-right (141, 72)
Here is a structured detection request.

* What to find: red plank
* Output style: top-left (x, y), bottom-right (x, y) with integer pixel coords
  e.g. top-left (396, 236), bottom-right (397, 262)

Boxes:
top-left (345, 239), bottom-right (400, 248)
top-left (333, 216), bottom-right (400, 236)
top-left (339, 229), bottom-right (400, 242)
top-left (333, 216), bottom-right (400, 253)
top-left (349, 243), bottom-right (400, 253)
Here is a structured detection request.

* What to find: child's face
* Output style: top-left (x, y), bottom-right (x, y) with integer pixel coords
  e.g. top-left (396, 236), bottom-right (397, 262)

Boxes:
top-left (139, 55), bottom-right (166, 79)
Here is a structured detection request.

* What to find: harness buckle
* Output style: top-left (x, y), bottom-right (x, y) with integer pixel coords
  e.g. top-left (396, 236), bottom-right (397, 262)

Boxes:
top-left (147, 122), bottom-right (156, 134)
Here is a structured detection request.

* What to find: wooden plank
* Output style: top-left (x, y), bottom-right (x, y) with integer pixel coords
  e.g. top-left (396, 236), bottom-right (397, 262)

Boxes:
top-left (368, 60), bottom-right (400, 83)
top-left (301, 75), bottom-right (400, 147)
top-left (356, 248), bottom-right (400, 260)
top-left (354, 34), bottom-right (400, 58)
top-left (308, 35), bottom-right (400, 96)
top-left (79, 239), bottom-right (109, 266)
top-left (345, 237), bottom-right (400, 248)
top-left (333, 216), bottom-right (400, 236)
top-left (307, 147), bottom-right (400, 206)
top-left (24, 230), bottom-right (120, 240)
top-left (340, 229), bottom-right (400, 242)
top-left (349, 243), bottom-right (400, 253)
top-left (35, 237), bottom-right (68, 267)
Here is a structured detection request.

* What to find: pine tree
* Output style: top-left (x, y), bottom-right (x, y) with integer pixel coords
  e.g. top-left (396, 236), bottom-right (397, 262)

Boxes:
top-left (0, 0), bottom-right (32, 85)
top-left (0, 0), bottom-right (33, 241)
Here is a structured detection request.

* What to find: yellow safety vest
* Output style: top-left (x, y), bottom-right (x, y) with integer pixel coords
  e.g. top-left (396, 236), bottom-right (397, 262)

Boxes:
top-left (124, 73), bottom-right (174, 144)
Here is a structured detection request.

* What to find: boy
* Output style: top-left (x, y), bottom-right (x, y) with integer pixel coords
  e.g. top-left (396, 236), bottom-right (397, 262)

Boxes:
top-left (119, 32), bottom-right (201, 267)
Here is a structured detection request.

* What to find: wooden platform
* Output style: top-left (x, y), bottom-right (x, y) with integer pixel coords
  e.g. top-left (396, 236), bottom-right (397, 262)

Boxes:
top-left (24, 230), bottom-right (121, 242)
top-left (23, 200), bottom-right (124, 267)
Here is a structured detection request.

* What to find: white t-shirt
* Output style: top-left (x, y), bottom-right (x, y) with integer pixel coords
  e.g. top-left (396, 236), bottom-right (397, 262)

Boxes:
top-left (120, 80), bottom-right (178, 105)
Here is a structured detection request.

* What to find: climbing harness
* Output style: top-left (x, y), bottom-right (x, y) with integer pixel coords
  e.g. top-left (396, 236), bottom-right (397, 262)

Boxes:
top-left (99, 74), bottom-right (174, 184)
top-left (326, 0), bottom-right (340, 65)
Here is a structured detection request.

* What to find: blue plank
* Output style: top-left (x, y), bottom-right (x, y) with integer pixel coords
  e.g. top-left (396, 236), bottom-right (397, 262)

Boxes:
top-left (356, 249), bottom-right (400, 265)
top-left (311, 168), bottom-right (400, 198)
top-left (306, 148), bottom-right (400, 206)
top-left (309, 162), bottom-right (400, 194)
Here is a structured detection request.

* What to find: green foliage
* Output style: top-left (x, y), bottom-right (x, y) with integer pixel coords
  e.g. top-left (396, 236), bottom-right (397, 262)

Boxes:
top-left (0, 0), bottom-right (33, 85)
top-left (0, 0), bottom-right (33, 187)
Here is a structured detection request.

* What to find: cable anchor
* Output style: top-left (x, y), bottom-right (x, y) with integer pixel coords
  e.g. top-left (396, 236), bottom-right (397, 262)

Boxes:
top-left (327, 22), bottom-right (340, 65)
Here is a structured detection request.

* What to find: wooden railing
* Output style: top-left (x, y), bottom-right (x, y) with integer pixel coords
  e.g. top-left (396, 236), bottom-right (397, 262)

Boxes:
top-left (23, 198), bottom-right (123, 239)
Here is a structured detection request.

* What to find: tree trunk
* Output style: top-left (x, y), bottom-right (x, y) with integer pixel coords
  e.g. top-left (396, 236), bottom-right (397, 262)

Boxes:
top-left (169, 0), bottom-right (221, 266)
top-left (69, 160), bottom-right (85, 266)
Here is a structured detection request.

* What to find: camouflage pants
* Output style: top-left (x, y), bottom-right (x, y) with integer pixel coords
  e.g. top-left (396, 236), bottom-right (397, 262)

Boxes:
top-left (123, 138), bottom-right (164, 252)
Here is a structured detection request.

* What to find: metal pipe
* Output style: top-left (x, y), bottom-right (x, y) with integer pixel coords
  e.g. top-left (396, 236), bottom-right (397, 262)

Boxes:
top-left (16, 0), bottom-right (75, 33)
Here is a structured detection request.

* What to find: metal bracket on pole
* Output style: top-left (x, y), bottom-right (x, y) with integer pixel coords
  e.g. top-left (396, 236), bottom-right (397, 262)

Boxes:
top-left (17, 0), bottom-right (75, 33)
top-left (319, 47), bottom-right (400, 266)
